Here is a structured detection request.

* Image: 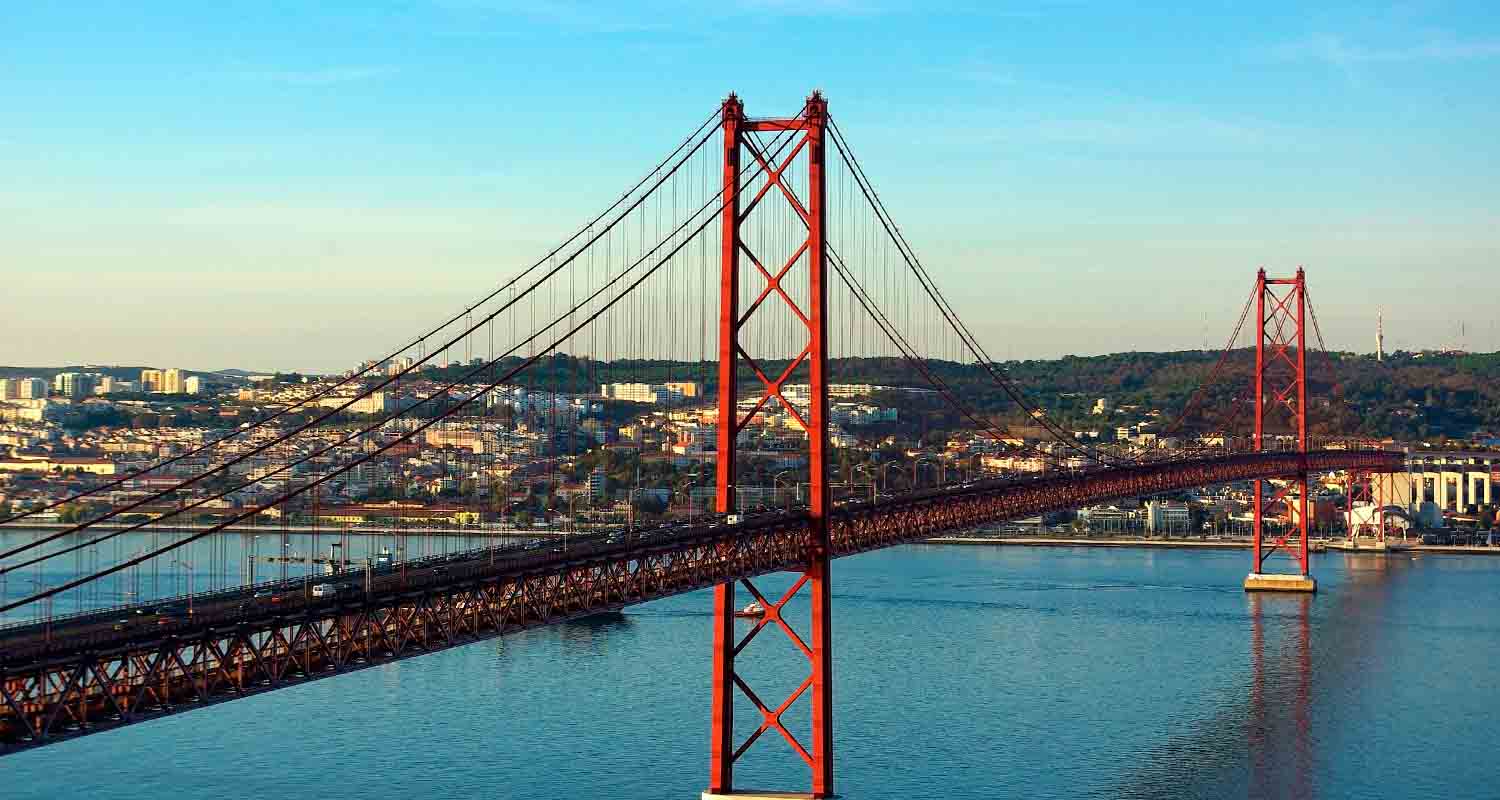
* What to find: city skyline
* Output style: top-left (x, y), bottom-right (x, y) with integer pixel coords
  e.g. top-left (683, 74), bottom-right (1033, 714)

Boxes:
top-left (5, 2), bottom-right (1499, 370)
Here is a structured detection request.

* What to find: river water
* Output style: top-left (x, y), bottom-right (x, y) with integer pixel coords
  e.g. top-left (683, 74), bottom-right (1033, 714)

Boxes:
top-left (4, 542), bottom-right (1497, 799)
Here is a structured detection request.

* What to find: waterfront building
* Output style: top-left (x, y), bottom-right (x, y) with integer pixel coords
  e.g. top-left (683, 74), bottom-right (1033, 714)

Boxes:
top-left (1145, 500), bottom-right (1191, 534)
top-left (1080, 504), bottom-right (1138, 531)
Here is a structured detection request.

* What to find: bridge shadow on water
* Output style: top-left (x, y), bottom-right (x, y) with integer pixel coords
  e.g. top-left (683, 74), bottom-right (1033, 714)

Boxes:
top-left (488, 611), bottom-right (638, 664)
top-left (1103, 555), bottom-right (1403, 800)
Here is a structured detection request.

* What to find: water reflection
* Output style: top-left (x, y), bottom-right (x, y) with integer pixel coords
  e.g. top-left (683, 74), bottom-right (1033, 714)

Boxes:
top-left (493, 611), bottom-right (635, 663)
top-left (1112, 581), bottom-right (1369, 800)
top-left (1248, 592), bottom-right (1312, 800)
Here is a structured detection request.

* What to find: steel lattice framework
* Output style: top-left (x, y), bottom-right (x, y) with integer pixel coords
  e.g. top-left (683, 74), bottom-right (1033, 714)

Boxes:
top-left (1252, 267), bottom-right (1313, 577)
top-left (0, 448), bottom-right (1400, 755)
top-left (712, 91), bottom-right (836, 796)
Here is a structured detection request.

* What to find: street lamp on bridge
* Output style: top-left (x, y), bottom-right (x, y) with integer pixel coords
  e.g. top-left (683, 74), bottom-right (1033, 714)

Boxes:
top-left (773, 469), bottom-right (799, 511)
top-left (170, 559), bottom-right (194, 617)
top-left (852, 464), bottom-right (876, 502)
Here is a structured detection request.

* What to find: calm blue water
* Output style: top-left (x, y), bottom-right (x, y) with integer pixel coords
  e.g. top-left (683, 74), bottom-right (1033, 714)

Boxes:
top-left (5, 544), bottom-right (1498, 799)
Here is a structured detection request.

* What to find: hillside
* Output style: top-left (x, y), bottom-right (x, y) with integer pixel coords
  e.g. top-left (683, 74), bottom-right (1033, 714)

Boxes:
top-left (6, 349), bottom-right (1496, 443)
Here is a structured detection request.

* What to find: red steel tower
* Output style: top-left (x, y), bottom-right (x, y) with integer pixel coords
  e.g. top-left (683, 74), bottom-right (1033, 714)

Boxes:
top-left (1245, 267), bottom-right (1317, 593)
top-left (709, 91), bottom-right (835, 798)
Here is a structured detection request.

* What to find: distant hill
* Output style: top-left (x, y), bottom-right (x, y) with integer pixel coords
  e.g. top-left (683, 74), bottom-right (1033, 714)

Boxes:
top-left (419, 349), bottom-right (1500, 443)
top-left (4, 349), bottom-right (1495, 443)
top-left (994, 349), bottom-right (1500, 442)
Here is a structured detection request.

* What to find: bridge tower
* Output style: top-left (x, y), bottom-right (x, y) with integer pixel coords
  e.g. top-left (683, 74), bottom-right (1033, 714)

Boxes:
top-left (708, 91), bottom-right (835, 798)
top-left (1245, 267), bottom-right (1317, 593)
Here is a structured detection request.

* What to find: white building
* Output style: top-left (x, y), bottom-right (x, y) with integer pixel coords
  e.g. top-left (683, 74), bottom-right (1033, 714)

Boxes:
top-left (183, 376), bottom-right (203, 395)
top-left (600, 383), bottom-right (685, 404)
top-left (54, 372), bottom-right (95, 399)
top-left (830, 403), bottom-right (897, 426)
top-left (318, 391), bottom-right (393, 415)
top-left (1146, 500), bottom-right (1191, 534)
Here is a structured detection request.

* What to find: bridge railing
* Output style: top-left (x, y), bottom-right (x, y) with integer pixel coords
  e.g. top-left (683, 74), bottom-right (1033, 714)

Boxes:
top-left (0, 448), bottom-right (1402, 638)
top-left (0, 533), bottom-right (566, 634)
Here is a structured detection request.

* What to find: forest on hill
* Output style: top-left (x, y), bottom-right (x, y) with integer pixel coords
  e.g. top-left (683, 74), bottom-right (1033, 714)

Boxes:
top-left (993, 349), bottom-right (1500, 442)
top-left (434, 348), bottom-right (1500, 443)
top-left (9, 348), bottom-right (1497, 444)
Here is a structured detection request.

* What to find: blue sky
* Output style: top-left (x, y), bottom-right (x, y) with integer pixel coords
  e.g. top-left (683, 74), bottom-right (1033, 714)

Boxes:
top-left (4, 1), bottom-right (1498, 371)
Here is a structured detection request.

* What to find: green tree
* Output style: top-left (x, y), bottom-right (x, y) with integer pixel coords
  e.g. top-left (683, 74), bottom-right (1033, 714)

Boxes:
top-left (57, 503), bottom-right (85, 523)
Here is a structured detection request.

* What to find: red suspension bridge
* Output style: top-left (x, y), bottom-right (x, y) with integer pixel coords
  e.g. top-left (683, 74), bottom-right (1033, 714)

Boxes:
top-left (0, 93), bottom-right (1400, 798)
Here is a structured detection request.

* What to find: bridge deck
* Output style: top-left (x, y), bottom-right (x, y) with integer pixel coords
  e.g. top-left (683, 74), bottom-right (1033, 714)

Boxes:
top-left (0, 449), bottom-right (1400, 752)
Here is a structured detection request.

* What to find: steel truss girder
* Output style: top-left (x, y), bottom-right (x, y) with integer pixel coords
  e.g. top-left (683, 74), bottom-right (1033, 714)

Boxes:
top-left (0, 522), bottom-right (815, 752)
top-left (0, 450), bottom-right (1399, 754)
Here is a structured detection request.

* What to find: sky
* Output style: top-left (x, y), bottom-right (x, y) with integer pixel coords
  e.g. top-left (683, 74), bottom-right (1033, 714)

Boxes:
top-left (3, 1), bottom-right (1498, 372)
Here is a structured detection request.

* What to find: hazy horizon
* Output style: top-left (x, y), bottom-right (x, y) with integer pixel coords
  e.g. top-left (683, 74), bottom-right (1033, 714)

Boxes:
top-left (5, 342), bottom-right (1497, 379)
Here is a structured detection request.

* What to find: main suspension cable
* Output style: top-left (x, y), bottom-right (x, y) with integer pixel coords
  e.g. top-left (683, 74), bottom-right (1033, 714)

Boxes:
top-left (0, 107), bottom-right (721, 528)
top-left (0, 117), bottom-right (806, 597)
top-left (828, 118), bottom-right (1129, 467)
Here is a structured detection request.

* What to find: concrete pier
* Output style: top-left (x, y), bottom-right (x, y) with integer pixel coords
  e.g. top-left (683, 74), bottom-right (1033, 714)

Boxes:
top-left (1243, 572), bottom-right (1317, 593)
top-left (699, 786), bottom-right (816, 792)
top-left (1327, 538), bottom-right (1389, 552)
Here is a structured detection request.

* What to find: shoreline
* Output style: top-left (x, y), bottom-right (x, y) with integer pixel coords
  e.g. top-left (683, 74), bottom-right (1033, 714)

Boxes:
top-left (924, 536), bottom-right (1252, 550)
top-left (7, 523), bottom-right (1497, 557)
top-left (912, 537), bottom-right (1500, 555)
top-left (0, 522), bottom-right (570, 538)
top-left (922, 536), bottom-right (1500, 556)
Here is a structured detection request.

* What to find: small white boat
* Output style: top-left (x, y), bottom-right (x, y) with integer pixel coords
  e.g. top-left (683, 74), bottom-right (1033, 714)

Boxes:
top-left (734, 602), bottom-right (766, 619)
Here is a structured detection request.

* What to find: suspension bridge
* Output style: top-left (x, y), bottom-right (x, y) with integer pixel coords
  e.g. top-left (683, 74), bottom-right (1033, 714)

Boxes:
top-left (0, 92), bottom-right (1400, 798)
